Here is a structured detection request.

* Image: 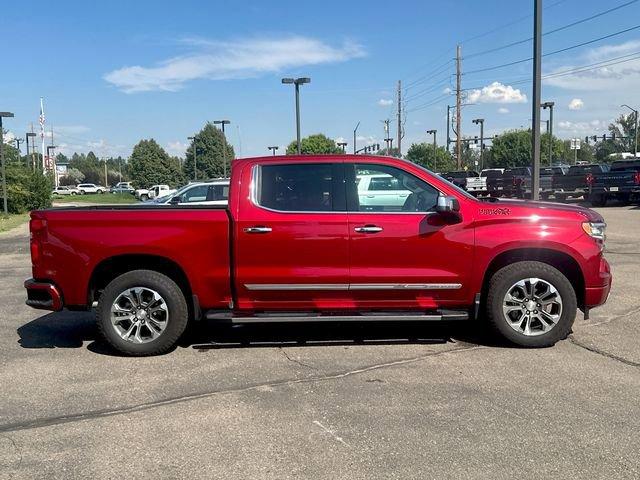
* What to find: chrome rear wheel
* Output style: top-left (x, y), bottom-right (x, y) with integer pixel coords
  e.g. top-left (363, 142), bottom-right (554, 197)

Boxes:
top-left (111, 287), bottom-right (169, 344)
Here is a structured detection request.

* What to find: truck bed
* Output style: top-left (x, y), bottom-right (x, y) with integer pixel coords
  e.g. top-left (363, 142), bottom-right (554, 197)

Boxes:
top-left (29, 205), bottom-right (232, 310)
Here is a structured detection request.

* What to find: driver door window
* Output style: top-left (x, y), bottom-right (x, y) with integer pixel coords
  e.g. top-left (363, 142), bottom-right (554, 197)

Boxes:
top-left (350, 164), bottom-right (439, 212)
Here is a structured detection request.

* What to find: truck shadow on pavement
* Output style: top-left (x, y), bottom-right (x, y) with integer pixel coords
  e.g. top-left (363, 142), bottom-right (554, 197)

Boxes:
top-left (17, 311), bottom-right (507, 356)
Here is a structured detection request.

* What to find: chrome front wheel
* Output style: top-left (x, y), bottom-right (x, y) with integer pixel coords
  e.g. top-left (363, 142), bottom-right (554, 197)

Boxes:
top-left (502, 278), bottom-right (563, 336)
top-left (110, 287), bottom-right (169, 344)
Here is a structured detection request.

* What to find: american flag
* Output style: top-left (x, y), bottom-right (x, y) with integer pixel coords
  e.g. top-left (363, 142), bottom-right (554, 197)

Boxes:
top-left (39, 97), bottom-right (45, 138)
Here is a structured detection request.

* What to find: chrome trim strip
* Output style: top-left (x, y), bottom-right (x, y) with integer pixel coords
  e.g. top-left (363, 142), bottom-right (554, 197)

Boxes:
top-left (249, 164), bottom-right (438, 215)
top-left (244, 283), bottom-right (462, 291)
top-left (349, 283), bottom-right (462, 290)
top-left (245, 284), bottom-right (350, 291)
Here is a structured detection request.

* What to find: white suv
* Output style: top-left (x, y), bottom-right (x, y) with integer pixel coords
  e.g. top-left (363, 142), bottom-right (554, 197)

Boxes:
top-left (357, 174), bottom-right (411, 208)
top-left (155, 180), bottom-right (230, 206)
top-left (77, 183), bottom-right (106, 194)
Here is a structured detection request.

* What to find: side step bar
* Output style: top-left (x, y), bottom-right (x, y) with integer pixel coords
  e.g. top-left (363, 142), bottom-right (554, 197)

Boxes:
top-left (205, 310), bottom-right (469, 323)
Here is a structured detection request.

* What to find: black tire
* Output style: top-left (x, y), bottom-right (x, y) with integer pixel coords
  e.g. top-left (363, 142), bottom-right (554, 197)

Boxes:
top-left (486, 261), bottom-right (577, 348)
top-left (589, 193), bottom-right (607, 207)
top-left (619, 193), bottom-right (631, 206)
top-left (96, 270), bottom-right (189, 356)
top-left (554, 193), bottom-right (567, 202)
top-left (71, 191), bottom-right (76, 195)
top-left (80, 190), bottom-right (86, 195)
top-left (140, 194), bottom-right (148, 201)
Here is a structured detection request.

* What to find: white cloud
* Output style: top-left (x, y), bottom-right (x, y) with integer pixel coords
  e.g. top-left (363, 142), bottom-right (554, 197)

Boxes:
top-left (55, 125), bottom-right (91, 135)
top-left (557, 119), bottom-right (605, 134)
top-left (568, 98), bottom-right (584, 110)
top-left (356, 135), bottom-right (379, 145)
top-left (498, 107), bottom-right (510, 114)
top-left (467, 82), bottom-right (527, 104)
top-left (378, 98), bottom-right (393, 107)
top-left (105, 36), bottom-right (366, 93)
top-left (545, 40), bottom-right (640, 91)
top-left (166, 141), bottom-right (188, 157)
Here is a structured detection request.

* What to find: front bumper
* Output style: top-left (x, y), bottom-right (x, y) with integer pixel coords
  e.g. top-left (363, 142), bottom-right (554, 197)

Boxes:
top-left (584, 257), bottom-right (612, 308)
top-left (24, 279), bottom-right (64, 311)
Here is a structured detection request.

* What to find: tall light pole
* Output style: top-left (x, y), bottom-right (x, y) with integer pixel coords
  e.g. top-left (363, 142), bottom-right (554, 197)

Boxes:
top-left (188, 136), bottom-right (197, 181)
top-left (282, 77), bottom-right (310, 154)
top-left (213, 120), bottom-right (231, 178)
top-left (0, 112), bottom-right (15, 215)
top-left (531, 0), bottom-right (543, 200)
top-left (426, 129), bottom-right (437, 171)
top-left (542, 102), bottom-right (555, 166)
top-left (337, 142), bottom-right (347, 153)
top-left (46, 145), bottom-right (58, 186)
top-left (353, 121), bottom-right (360, 154)
top-left (472, 119), bottom-right (485, 171)
top-left (268, 146), bottom-right (279, 156)
top-left (621, 104), bottom-right (638, 157)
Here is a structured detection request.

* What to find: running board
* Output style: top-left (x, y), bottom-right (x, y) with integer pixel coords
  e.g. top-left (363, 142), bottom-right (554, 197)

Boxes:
top-left (205, 310), bottom-right (469, 323)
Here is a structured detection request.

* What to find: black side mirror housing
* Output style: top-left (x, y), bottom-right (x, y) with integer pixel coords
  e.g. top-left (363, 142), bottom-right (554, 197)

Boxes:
top-left (435, 194), bottom-right (460, 214)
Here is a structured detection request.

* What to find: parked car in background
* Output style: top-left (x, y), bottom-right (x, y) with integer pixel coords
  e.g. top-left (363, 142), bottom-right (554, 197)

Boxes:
top-left (154, 180), bottom-right (230, 206)
top-left (77, 183), bottom-right (106, 194)
top-left (135, 184), bottom-right (174, 201)
top-left (465, 173), bottom-right (487, 196)
top-left (52, 186), bottom-right (79, 196)
top-left (484, 169), bottom-right (506, 197)
top-left (356, 173), bottom-right (411, 208)
top-left (587, 159), bottom-right (640, 206)
top-left (442, 170), bottom-right (479, 190)
top-left (110, 182), bottom-right (134, 194)
top-left (25, 154), bottom-right (611, 356)
top-left (553, 164), bottom-right (609, 202)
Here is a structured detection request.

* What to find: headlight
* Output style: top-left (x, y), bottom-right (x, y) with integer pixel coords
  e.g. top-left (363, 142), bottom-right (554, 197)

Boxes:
top-left (582, 222), bottom-right (606, 241)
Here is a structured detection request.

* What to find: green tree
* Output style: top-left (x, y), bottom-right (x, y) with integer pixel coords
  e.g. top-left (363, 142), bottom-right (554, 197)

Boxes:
top-left (486, 130), bottom-right (532, 168)
top-left (405, 143), bottom-right (456, 172)
top-left (129, 139), bottom-right (185, 188)
top-left (184, 123), bottom-right (235, 180)
top-left (376, 147), bottom-right (401, 157)
top-left (285, 134), bottom-right (342, 155)
top-left (2, 159), bottom-right (52, 214)
top-left (560, 140), bottom-right (594, 163)
top-left (608, 112), bottom-right (637, 153)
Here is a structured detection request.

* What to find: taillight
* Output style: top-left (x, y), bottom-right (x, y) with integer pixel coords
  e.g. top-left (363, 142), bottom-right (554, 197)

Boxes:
top-left (29, 217), bottom-right (46, 265)
top-left (634, 171), bottom-right (640, 185)
top-left (586, 173), bottom-right (594, 185)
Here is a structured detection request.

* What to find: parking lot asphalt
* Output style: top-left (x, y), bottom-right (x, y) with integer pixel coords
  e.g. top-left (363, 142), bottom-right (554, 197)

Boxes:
top-left (1, 206), bottom-right (638, 479)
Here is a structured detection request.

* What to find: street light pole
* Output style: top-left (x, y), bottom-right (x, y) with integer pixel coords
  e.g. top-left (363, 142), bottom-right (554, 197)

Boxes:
top-left (268, 146), bottom-right (279, 156)
top-left (353, 121), bottom-right (360, 155)
top-left (472, 119), bottom-right (485, 171)
top-left (188, 136), bottom-right (197, 181)
top-left (426, 129), bottom-right (437, 171)
top-left (337, 142), bottom-right (347, 153)
top-left (531, 0), bottom-right (543, 200)
top-left (27, 132), bottom-right (36, 172)
top-left (282, 77), bottom-right (311, 154)
top-left (542, 102), bottom-right (555, 166)
top-left (213, 120), bottom-right (231, 178)
top-left (0, 112), bottom-right (15, 215)
top-left (621, 104), bottom-right (638, 157)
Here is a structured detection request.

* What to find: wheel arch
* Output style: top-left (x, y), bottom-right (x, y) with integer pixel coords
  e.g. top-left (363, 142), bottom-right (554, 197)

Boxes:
top-left (88, 254), bottom-right (194, 313)
top-left (480, 248), bottom-right (585, 309)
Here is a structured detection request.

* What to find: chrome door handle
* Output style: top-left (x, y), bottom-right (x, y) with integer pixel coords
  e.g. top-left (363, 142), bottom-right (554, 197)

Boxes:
top-left (243, 226), bottom-right (272, 234)
top-left (354, 225), bottom-right (383, 233)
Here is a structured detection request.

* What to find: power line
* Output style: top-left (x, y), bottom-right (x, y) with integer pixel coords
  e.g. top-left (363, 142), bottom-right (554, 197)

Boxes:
top-left (465, 0), bottom-right (638, 60)
top-left (404, 59), bottom-right (454, 90)
top-left (465, 24), bottom-right (640, 75)
top-left (403, 77), bottom-right (451, 102)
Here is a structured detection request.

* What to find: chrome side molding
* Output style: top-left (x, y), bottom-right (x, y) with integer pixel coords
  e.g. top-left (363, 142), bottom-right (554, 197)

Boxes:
top-left (244, 283), bottom-right (462, 291)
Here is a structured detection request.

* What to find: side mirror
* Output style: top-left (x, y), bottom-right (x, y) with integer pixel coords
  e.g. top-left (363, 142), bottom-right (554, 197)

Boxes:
top-left (169, 196), bottom-right (181, 205)
top-left (436, 194), bottom-right (460, 214)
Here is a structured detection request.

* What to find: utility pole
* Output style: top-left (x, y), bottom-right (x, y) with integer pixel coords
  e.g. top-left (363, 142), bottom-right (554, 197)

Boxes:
top-left (27, 130), bottom-right (36, 171)
top-left (353, 121), bottom-right (360, 154)
top-left (188, 136), bottom-right (197, 180)
top-left (455, 45), bottom-right (462, 169)
top-left (427, 130), bottom-right (437, 171)
top-left (531, 0), bottom-right (543, 200)
top-left (397, 80), bottom-right (402, 157)
top-left (214, 120), bottom-right (231, 177)
top-left (472, 119), bottom-right (485, 171)
top-left (383, 119), bottom-right (391, 154)
top-left (1, 112), bottom-right (15, 215)
top-left (542, 102), bottom-right (555, 166)
top-left (621, 104), bottom-right (638, 157)
top-left (446, 105), bottom-right (452, 153)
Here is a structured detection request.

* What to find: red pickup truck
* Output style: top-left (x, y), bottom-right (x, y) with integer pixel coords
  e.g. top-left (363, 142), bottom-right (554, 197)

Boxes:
top-left (25, 155), bottom-right (611, 356)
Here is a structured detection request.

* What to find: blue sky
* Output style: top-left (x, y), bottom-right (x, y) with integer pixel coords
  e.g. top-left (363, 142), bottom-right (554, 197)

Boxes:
top-left (1, 0), bottom-right (639, 158)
